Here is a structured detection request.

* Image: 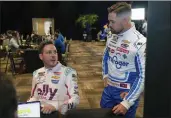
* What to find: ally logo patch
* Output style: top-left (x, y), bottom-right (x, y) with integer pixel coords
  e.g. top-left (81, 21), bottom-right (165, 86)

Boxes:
top-left (51, 80), bottom-right (59, 84)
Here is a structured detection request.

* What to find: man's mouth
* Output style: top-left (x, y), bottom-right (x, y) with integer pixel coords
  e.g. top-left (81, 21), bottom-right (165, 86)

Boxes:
top-left (51, 60), bottom-right (56, 62)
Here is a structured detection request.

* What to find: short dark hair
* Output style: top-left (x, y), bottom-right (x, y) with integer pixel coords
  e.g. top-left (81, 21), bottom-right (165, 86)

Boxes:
top-left (55, 29), bottom-right (60, 34)
top-left (12, 32), bottom-right (17, 37)
top-left (7, 30), bottom-right (13, 35)
top-left (107, 2), bottom-right (131, 17)
top-left (0, 73), bottom-right (17, 118)
top-left (38, 40), bottom-right (54, 54)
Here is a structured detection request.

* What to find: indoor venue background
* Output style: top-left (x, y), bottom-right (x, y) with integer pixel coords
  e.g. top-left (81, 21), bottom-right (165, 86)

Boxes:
top-left (0, 1), bottom-right (148, 40)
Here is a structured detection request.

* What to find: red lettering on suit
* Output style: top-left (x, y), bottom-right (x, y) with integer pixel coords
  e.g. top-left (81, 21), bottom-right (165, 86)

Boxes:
top-left (117, 47), bottom-right (129, 54)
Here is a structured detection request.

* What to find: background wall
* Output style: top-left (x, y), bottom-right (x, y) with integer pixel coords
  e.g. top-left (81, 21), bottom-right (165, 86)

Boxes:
top-left (32, 18), bottom-right (54, 35)
top-left (144, 1), bottom-right (171, 117)
top-left (0, 1), bottom-right (148, 39)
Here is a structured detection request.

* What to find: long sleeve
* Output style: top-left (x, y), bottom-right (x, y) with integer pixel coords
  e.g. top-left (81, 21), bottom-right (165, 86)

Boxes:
top-left (65, 68), bottom-right (79, 110)
top-left (10, 38), bottom-right (19, 49)
top-left (60, 42), bottom-right (65, 54)
top-left (27, 71), bottom-right (39, 102)
top-left (121, 43), bottom-right (146, 109)
top-left (59, 34), bottom-right (65, 43)
top-left (55, 39), bottom-right (65, 54)
top-left (102, 46), bottom-right (109, 79)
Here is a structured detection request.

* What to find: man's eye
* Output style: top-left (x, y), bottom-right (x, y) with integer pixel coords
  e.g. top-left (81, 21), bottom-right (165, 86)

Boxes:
top-left (53, 50), bottom-right (57, 54)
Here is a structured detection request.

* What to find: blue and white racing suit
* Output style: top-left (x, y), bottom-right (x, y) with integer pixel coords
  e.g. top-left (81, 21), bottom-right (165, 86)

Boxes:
top-left (100, 24), bottom-right (146, 118)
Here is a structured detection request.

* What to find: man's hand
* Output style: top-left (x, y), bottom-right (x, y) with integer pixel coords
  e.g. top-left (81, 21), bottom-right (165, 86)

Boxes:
top-left (58, 101), bottom-right (68, 115)
top-left (112, 104), bottom-right (128, 115)
top-left (41, 104), bottom-right (56, 114)
top-left (104, 77), bottom-right (108, 87)
top-left (120, 92), bottom-right (128, 99)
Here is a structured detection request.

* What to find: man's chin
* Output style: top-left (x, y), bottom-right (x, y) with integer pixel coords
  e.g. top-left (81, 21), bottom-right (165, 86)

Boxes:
top-left (50, 62), bottom-right (58, 67)
top-left (111, 30), bottom-right (116, 34)
top-left (111, 31), bottom-right (119, 34)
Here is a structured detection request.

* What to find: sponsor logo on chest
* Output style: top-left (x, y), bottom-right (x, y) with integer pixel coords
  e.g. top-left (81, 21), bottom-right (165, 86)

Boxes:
top-left (109, 54), bottom-right (129, 69)
top-left (51, 75), bottom-right (60, 80)
top-left (108, 43), bottom-right (116, 48)
top-left (51, 79), bottom-right (59, 84)
top-left (122, 40), bottom-right (130, 44)
top-left (54, 72), bottom-right (62, 75)
top-left (116, 47), bottom-right (129, 54)
top-left (121, 43), bottom-right (129, 49)
top-left (37, 84), bottom-right (58, 100)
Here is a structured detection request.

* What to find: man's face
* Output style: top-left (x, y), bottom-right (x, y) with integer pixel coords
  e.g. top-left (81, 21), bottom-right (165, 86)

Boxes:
top-left (108, 12), bottom-right (124, 34)
top-left (39, 44), bottom-right (58, 68)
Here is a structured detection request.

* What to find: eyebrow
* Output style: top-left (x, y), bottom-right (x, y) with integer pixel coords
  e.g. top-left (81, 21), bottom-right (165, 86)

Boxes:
top-left (109, 20), bottom-right (115, 22)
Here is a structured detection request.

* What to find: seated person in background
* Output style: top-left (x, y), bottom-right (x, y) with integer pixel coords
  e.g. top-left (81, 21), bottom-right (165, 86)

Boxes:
top-left (27, 41), bottom-right (79, 115)
top-left (20, 34), bottom-right (24, 45)
top-left (46, 35), bottom-right (54, 42)
top-left (54, 29), bottom-right (64, 43)
top-left (0, 73), bottom-right (18, 118)
top-left (31, 31), bottom-right (36, 39)
top-left (14, 31), bottom-right (21, 45)
top-left (7, 30), bottom-right (13, 37)
top-left (9, 32), bottom-right (20, 52)
top-left (26, 34), bottom-right (31, 46)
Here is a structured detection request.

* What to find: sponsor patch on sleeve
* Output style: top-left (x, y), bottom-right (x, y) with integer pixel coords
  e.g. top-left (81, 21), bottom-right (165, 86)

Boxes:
top-left (38, 72), bottom-right (45, 76)
top-left (72, 74), bottom-right (77, 78)
top-left (134, 38), bottom-right (146, 49)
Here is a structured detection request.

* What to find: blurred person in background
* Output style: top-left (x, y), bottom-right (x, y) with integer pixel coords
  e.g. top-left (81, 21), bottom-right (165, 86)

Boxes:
top-left (9, 31), bottom-right (20, 52)
top-left (54, 33), bottom-right (65, 63)
top-left (142, 19), bottom-right (147, 37)
top-left (0, 73), bottom-right (18, 118)
top-left (54, 29), bottom-right (64, 43)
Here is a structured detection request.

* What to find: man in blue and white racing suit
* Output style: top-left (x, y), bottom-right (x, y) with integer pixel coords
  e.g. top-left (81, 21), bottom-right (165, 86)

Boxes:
top-left (100, 2), bottom-right (146, 118)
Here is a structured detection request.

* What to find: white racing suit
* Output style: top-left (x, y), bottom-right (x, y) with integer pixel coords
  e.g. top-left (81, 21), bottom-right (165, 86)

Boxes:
top-left (28, 62), bottom-right (79, 114)
top-left (100, 23), bottom-right (146, 118)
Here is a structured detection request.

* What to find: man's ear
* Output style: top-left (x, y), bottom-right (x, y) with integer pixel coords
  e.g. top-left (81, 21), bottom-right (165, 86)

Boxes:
top-left (39, 54), bottom-right (43, 60)
top-left (122, 17), bottom-right (130, 26)
top-left (123, 17), bottom-right (128, 23)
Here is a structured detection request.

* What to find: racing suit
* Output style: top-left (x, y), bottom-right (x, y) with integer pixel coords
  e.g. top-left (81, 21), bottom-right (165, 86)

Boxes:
top-left (28, 62), bottom-right (79, 114)
top-left (100, 23), bottom-right (146, 118)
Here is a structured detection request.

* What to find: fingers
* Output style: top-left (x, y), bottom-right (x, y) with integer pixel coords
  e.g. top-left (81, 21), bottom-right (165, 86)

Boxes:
top-left (120, 92), bottom-right (126, 99)
top-left (114, 108), bottom-right (120, 115)
top-left (112, 104), bottom-right (127, 115)
top-left (120, 92), bottom-right (128, 99)
top-left (112, 105), bottom-right (118, 112)
top-left (120, 93), bottom-right (124, 99)
top-left (103, 77), bottom-right (108, 86)
top-left (104, 80), bottom-right (106, 86)
top-left (112, 106), bottom-right (120, 115)
top-left (41, 106), bottom-right (53, 114)
top-left (112, 105), bottom-right (121, 115)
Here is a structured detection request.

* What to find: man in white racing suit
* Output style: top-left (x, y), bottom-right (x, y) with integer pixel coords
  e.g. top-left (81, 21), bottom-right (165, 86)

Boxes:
top-left (28, 41), bottom-right (79, 115)
top-left (100, 2), bottom-right (146, 118)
